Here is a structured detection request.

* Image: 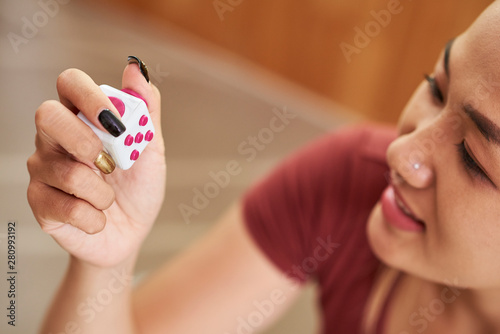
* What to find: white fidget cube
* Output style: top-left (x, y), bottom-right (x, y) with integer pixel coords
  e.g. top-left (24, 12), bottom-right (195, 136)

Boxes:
top-left (77, 84), bottom-right (155, 170)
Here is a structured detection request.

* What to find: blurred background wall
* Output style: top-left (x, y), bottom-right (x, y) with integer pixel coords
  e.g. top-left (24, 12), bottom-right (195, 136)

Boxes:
top-left (90, 0), bottom-right (491, 123)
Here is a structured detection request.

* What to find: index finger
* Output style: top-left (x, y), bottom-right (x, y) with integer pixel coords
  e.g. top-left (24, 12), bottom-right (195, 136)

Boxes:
top-left (56, 68), bottom-right (126, 138)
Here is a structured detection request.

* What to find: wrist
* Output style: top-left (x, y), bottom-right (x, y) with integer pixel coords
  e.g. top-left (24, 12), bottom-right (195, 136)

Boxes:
top-left (69, 251), bottom-right (138, 279)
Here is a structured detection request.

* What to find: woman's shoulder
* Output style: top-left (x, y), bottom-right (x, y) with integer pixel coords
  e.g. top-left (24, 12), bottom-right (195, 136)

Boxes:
top-left (247, 122), bottom-right (397, 219)
top-left (307, 122), bottom-right (397, 196)
top-left (284, 122), bottom-right (397, 175)
top-left (321, 122), bottom-right (397, 160)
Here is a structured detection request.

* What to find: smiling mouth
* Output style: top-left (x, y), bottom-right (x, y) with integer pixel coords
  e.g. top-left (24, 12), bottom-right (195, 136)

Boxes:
top-left (393, 189), bottom-right (426, 227)
top-left (386, 170), bottom-right (427, 227)
top-left (395, 197), bottom-right (423, 223)
top-left (380, 184), bottom-right (426, 233)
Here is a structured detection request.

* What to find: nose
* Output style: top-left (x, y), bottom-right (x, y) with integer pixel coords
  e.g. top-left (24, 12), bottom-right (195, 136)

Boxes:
top-left (386, 130), bottom-right (435, 189)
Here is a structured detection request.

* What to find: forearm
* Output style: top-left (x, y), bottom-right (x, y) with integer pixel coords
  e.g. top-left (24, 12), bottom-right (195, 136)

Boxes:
top-left (39, 254), bottom-right (138, 334)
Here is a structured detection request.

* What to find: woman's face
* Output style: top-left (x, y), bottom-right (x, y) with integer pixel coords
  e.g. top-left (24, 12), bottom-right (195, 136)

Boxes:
top-left (367, 2), bottom-right (500, 289)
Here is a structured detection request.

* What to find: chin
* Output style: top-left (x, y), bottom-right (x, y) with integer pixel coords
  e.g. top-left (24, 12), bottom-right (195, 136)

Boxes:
top-left (366, 203), bottom-right (424, 273)
top-left (368, 207), bottom-right (480, 288)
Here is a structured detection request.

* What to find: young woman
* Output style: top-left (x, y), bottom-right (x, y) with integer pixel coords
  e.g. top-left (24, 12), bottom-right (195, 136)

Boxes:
top-left (27, 2), bottom-right (500, 333)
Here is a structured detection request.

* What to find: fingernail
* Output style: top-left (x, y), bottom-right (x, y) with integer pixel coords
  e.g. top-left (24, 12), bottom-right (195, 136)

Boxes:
top-left (128, 56), bottom-right (150, 83)
top-left (98, 109), bottom-right (126, 137)
top-left (94, 151), bottom-right (116, 174)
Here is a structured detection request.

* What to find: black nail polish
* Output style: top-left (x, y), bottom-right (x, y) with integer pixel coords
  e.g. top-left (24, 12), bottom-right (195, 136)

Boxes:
top-left (98, 109), bottom-right (126, 137)
top-left (128, 56), bottom-right (150, 83)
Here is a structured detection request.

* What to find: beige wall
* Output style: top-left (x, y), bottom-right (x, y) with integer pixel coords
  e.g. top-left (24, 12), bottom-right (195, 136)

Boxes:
top-left (95, 0), bottom-right (491, 123)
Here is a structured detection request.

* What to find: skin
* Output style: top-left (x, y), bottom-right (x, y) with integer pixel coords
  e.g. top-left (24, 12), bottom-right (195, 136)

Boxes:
top-left (367, 1), bottom-right (500, 331)
top-left (27, 2), bottom-right (500, 333)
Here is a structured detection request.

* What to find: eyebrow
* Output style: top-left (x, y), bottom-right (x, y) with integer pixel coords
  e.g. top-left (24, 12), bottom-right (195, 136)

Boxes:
top-left (444, 38), bottom-right (454, 77)
top-left (463, 105), bottom-right (500, 145)
top-left (444, 38), bottom-right (500, 145)
top-left (445, 38), bottom-right (500, 147)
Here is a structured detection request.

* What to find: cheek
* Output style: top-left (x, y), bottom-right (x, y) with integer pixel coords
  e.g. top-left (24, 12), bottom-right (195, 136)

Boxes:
top-left (430, 177), bottom-right (500, 287)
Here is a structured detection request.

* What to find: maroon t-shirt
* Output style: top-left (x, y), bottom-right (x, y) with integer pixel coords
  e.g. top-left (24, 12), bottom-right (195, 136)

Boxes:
top-left (243, 124), bottom-right (397, 333)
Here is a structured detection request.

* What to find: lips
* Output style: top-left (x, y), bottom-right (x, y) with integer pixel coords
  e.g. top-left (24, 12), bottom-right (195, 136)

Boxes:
top-left (381, 185), bottom-right (426, 232)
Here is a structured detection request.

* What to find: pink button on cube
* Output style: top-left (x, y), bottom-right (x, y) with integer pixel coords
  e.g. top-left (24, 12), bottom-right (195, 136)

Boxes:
top-left (109, 97), bottom-right (125, 117)
top-left (139, 115), bottom-right (148, 126)
top-left (145, 130), bottom-right (154, 141)
top-left (124, 135), bottom-right (134, 146)
top-left (135, 132), bottom-right (144, 143)
top-left (130, 150), bottom-right (139, 161)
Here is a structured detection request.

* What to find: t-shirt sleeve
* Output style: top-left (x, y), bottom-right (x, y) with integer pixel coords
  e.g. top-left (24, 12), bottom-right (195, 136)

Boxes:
top-left (242, 124), bottom-right (387, 284)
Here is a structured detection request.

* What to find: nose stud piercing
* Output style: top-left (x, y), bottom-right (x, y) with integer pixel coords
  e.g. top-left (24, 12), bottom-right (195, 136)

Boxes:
top-left (413, 163), bottom-right (421, 170)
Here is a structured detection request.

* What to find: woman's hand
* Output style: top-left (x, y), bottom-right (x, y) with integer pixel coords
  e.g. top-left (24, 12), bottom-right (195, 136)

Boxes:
top-left (27, 59), bottom-right (166, 268)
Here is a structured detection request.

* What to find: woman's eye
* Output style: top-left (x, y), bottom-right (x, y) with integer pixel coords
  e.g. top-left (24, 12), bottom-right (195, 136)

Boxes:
top-left (456, 140), bottom-right (494, 186)
top-left (425, 74), bottom-right (444, 104)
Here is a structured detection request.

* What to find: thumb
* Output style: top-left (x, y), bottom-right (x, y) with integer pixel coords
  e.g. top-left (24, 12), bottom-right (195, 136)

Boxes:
top-left (121, 56), bottom-right (163, 140)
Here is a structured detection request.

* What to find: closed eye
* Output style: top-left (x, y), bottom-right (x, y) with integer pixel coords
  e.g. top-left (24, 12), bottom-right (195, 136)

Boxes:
top-left (456, 140), bottom-right (495, 187)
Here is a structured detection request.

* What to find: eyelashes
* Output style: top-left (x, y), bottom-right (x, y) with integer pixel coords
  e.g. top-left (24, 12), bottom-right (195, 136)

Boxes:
top-left (455, 140), bottom-right (492, 184)
top-left (425, 74), bottom-right (444, 103)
